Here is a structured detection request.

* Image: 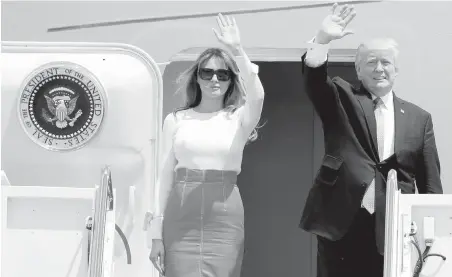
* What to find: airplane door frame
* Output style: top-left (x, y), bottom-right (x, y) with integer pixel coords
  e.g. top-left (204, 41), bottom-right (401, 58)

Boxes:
top-left (161, 46), bottom-right (357, 277)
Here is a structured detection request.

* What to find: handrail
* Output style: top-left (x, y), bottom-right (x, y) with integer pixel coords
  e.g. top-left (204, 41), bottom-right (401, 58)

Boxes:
top-left (384, 169), bottom-right (399, 277)
top-left (87, 166), bottom-right (111, 277)
top-left (86, 166), bottom-right (132, 277)
top-left (106, 168), bottom-right (114, 211)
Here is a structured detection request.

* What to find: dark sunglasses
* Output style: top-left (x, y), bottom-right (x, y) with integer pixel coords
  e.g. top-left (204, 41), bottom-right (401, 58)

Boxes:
top-left (198, 68), bottom-right (232, 81)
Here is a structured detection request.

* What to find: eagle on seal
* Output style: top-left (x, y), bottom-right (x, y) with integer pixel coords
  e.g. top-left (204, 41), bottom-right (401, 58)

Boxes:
top-left (41, 87), bottom-right (83, 129)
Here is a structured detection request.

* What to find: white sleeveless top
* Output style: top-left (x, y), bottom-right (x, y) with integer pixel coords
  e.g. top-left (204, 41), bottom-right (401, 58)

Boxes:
top-left (172, 108), bottom-right (248, 173)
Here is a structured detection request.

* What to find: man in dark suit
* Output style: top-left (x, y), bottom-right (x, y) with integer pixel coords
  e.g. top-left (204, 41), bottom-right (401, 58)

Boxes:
top-left (299, 3), bottom-right (443, 277)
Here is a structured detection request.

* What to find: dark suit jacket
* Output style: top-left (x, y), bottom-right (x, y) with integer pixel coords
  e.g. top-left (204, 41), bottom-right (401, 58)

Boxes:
top-left (298, 53), bottom-right (443, 254)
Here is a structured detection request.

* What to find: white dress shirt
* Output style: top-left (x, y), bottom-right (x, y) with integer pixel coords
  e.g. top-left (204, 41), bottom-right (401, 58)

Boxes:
top-left (371, 91), bottom-right (395, 161)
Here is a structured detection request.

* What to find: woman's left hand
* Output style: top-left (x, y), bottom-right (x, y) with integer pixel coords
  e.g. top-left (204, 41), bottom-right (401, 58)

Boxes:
top-left (213, 13), bottom-right (242, 53)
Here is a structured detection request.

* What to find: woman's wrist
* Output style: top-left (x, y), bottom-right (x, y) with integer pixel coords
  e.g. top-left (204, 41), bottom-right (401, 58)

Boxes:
top-left (224, 44), bottom-right (243, 56)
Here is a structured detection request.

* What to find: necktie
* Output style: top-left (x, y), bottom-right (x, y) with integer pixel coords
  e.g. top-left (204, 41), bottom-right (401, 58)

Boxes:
top-left (362, 97), bottom-right (384, 214)
top-left (374, 97), bottom-right (385, 160)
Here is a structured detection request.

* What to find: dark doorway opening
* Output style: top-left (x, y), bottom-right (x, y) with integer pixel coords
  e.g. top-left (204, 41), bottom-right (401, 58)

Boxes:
top-left (162, 51), bottom-right (359, 277)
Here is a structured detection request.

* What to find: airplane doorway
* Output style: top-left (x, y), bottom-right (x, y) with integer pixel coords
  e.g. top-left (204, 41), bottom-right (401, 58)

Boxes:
top-left (162, 49), bottom-right (359, 277)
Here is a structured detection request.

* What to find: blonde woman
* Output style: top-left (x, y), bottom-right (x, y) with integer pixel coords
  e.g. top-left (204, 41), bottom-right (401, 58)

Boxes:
top-left (149, 13), bottom-right (265, 277)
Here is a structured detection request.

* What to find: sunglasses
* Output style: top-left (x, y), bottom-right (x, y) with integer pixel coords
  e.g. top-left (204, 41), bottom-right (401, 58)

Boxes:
top-left (198, 68), bottom-right (232, 82)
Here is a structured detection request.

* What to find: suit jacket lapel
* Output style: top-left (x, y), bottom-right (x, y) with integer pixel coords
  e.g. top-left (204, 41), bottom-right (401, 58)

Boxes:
top-left (393, 94), bottom-right (406, 153)
top-left (355, 85), bottom-right (379, 162)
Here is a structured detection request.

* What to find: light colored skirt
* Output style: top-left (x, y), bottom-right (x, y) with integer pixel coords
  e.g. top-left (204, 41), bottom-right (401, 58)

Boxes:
top-left (163, 168), bottom-right (245, 277)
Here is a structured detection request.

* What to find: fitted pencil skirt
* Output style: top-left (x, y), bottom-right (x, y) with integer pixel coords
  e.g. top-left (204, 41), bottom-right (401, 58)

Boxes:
top-left (163, 168), bottom-right (245, 277)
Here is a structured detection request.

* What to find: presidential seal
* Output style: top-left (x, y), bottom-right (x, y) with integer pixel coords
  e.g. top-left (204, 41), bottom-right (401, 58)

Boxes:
top-left (18, 62), bottom-right (107, 151)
